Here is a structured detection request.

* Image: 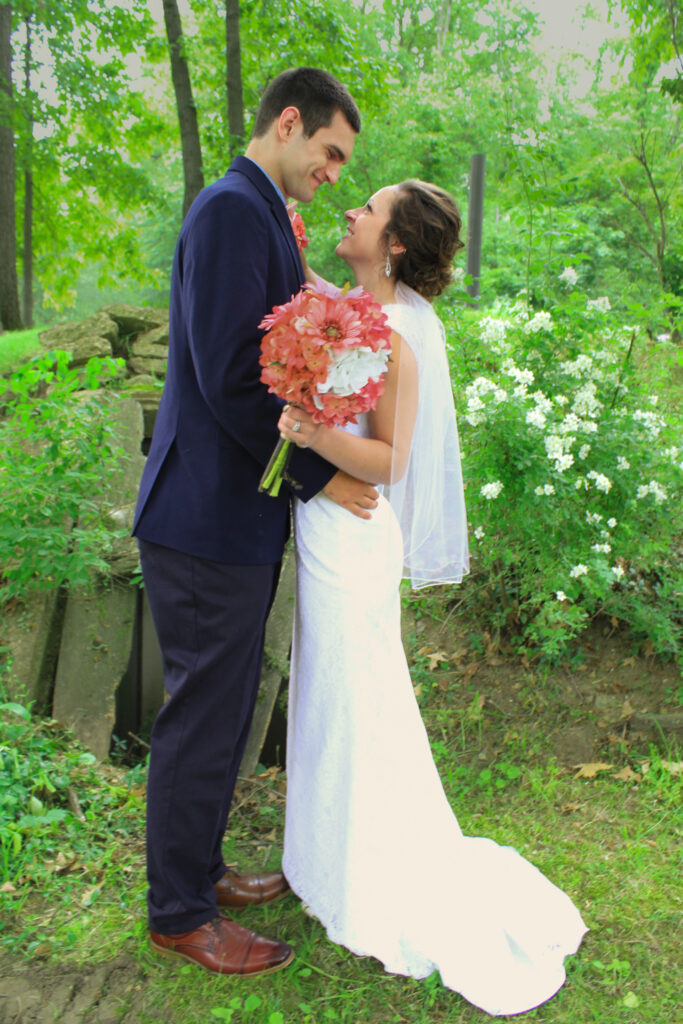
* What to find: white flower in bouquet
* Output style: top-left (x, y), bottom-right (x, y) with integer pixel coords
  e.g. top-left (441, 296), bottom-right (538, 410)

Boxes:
top-left (316, 347), bottom-right (389, 401)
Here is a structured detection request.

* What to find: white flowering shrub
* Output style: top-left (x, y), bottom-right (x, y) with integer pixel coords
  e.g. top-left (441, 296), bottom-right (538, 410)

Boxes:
top-left (440, 292), bottom-right (682, 661)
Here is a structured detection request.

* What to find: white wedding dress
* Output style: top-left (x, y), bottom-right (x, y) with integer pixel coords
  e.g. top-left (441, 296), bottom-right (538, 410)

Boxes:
top-left (282, 298), bottom-right (587, 1017)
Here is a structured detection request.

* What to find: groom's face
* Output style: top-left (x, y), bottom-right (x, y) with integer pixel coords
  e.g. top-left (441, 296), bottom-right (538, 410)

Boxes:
top-left (281, 109), bottom-right (357, 202)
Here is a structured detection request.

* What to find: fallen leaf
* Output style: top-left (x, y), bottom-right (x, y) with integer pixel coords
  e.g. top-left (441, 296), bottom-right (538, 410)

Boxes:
top-left (561, 802), bottom-right (583, 813)
top-left (427, 650), bottom-right (450, 671)
top-left (0, 882), bottom-right (16, 893)
top-left (413, 683), bottom-right (423, 698)
top-left (612, 766), bottom-right (640, 783)
top-left (661, 760), bottom-right (683, 776)
top-left (464, 662), bottom-right (480, 680)
top-left (573, 762), bottom-right (614, 779)
top-left (55, 854), bottom-right (80, 876)
top-left (620, 698), bottom-right (635, 719)
top-left (621, 656), bottom-right (637, 668)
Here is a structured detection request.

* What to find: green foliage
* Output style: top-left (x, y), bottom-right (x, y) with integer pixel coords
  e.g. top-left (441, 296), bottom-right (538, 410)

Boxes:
top-left (0, 327), bottom-right (42, 374)
top-left (608, 0), bottom-right (683, 101)
top-left (0, 693), bottom-right (146, 954)
top-left (443, 288), bottom-right (683, 661)
top-left (9, 0), bottom-right (168, 310)
top-left (0, 350), bottom-right (128, 603)
top-left (0, 700), bottom-right (72, 883)
top-left (0, 694), bottom-right (142, 885)
top-left (2, 673), bottom-right (680, 1022)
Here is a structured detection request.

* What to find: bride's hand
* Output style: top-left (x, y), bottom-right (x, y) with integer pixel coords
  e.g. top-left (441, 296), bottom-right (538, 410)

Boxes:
top-left (278, 404), bottom-right (322, 449)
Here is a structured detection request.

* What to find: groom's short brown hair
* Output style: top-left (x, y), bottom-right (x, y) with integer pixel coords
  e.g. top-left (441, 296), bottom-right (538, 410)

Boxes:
top-left (252, 67), bottom-right (361, 139)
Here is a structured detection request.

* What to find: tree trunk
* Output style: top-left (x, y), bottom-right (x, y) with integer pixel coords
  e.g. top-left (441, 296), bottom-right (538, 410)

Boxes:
top-left (436, 0), bottom-right (452, 53)
top-left (162, 0), bottom-right (204, 219)
top-left (225, 0), bottom-right (244, 156)
top-left (22, 13), bottom-right (32, 327)
top-left (0, 2), bottom-right (23, 331)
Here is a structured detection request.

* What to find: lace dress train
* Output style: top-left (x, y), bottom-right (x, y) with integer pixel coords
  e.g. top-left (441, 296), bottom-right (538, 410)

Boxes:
top-left (283, 492), bottom-right (587, 1018)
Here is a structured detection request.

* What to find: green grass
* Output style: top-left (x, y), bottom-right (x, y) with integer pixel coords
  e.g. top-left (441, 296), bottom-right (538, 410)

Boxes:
top-left (0, 327), bottom-right (43, 374)
top-left (1, 691), bottom-right (680, 1024)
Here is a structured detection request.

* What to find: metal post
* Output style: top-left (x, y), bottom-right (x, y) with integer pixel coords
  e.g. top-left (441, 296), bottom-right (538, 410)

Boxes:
top-left (466, 154), bottom-right (486, 302)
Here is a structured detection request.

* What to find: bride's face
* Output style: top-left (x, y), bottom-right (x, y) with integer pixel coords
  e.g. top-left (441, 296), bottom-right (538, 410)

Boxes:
top-left (336, 186), bottom-right (397, 268)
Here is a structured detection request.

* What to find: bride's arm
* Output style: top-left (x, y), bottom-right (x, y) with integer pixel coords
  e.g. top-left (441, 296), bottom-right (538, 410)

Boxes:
top-left (278, 330), bottom-right (418, 485)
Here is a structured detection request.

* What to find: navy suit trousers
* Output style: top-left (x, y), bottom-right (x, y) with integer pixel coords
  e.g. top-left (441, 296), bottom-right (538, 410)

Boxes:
top-left (138, 539), bottom-right (280, 934)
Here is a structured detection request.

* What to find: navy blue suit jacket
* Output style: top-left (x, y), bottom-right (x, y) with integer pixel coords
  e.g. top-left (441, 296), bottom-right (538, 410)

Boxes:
top-left (133, 156), bottom-right (336, 564)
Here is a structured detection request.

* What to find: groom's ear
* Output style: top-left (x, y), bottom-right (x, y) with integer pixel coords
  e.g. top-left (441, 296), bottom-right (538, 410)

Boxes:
top-left (278, 106), bottom-right (303, 142)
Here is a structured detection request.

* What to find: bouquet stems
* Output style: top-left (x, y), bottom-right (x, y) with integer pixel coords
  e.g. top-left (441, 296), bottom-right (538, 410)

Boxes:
top-left (259, 437), bottom-right (292, 497)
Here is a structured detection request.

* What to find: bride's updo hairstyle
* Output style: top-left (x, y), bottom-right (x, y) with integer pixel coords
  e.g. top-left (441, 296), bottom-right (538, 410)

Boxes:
top-left (383, 181), bottom-right (463, 299)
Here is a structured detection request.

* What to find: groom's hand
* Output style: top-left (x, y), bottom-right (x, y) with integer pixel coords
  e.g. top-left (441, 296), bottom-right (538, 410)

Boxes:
top-left (323, 471), bottom-right (379, 520)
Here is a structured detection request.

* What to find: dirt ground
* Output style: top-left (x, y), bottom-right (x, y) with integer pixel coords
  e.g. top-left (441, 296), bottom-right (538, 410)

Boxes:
top-left (1, 619), bottom-right (680, 1023)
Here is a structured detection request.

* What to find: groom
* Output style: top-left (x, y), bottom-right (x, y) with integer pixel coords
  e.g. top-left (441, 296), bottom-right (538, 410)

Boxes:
top-left (133, 68), bottom-right (378, 976)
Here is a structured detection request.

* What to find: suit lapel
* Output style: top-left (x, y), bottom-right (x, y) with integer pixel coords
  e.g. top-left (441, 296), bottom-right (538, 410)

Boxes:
top-left (228, 156), bottom-right (304, 281)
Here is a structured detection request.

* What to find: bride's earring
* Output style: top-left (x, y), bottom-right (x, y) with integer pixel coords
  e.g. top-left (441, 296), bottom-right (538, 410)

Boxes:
top-left (385, 253), bottom-right (392, 278)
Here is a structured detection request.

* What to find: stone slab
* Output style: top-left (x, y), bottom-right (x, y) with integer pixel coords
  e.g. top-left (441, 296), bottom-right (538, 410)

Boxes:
top-left (99, 304), bottom-right (168, 336)
top-left (135, 324), bottom-right (169, 348)
top-left (128, 355), bottom-right (167, 377)
top-left (103, 397), bottom-right (146, 578)
top-left (129, 340), bottom-right (169, 360)
top-left (52, 581), bottom-right (137, 759)
top-left (239, 545), bottom-right (295, 778)
top-left (39, 313), bottom-right (119, 350)
top-left (105, 397), bottom-right (146, 506)
top-left (65, 335), bottom-right (113, 367)
top-left (50, 398), bottom-right (146, 757)
top-left (0, 590), bottom-right (64, 712)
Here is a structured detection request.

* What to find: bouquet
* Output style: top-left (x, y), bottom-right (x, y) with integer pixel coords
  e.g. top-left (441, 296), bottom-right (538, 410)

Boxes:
top-left (258, 280), bottom-right (392, 496)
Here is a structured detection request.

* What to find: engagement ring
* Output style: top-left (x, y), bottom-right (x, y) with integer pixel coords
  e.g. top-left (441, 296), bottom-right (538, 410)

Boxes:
top-left (292, 421), bottom-right (301, 433)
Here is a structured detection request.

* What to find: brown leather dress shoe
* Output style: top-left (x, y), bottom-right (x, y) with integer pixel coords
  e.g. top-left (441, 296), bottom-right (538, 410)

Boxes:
top-left (149, 916), bottom-right (294, 976)
top-left (214, 867), bottom-right (291, 908)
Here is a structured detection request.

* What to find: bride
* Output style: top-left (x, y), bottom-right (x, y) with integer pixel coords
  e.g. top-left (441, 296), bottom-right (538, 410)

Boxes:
top-left (277, 180), bottom-right (587, 1017)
